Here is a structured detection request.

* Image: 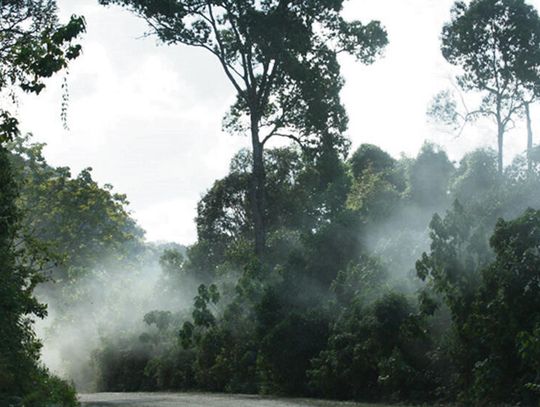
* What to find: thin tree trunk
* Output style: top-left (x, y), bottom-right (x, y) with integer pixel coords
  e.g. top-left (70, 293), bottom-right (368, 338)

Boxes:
top-left (250, 113), bottom-right (266, 261)
top-left (497, 122), bottom-right (504, 174)
top-left (526, 102), bottom-right (533, 174)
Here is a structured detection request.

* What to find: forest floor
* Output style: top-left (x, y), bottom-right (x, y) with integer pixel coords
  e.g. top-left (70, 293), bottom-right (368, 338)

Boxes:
top-left (78, 392), bottom-right (412, 407)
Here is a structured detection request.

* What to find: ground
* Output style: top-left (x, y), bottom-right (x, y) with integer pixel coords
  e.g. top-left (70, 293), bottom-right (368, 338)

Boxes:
top-left (79, 393), bottom-right (400, 407)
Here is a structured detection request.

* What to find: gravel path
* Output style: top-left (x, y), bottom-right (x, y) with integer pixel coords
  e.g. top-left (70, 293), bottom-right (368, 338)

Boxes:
top-left (79, 393), bottom-right (385, 407)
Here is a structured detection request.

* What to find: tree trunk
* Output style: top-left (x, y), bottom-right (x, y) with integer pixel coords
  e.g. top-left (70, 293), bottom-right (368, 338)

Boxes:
top-left (250, 113), bottom-right (266, 261)
top-left (526, 102), bottom-right (533, 174)
top-left (497, 122), bottom-right (504, 174)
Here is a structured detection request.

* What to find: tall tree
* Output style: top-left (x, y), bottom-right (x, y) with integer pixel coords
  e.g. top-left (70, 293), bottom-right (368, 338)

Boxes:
top-left (524, 100), bottom-right (536, 174)
top-left (437, 0), bottom-right (540, 173)
top-left (98, 0), bottom-right (388, 260)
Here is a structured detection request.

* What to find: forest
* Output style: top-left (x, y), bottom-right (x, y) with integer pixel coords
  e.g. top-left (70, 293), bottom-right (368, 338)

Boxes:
top-left (1, 0), bottom-right (540, 406)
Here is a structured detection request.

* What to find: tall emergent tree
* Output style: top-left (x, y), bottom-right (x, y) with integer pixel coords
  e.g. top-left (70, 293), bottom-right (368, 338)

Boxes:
top-left (98, 0), bottom-right (388, 259)
top-left (438, 0), bottom-right (540, 173)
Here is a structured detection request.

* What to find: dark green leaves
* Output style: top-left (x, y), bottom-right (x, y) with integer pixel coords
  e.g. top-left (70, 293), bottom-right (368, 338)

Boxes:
top-left (0, 3), bottom-right (86, 143)
top-left (442, 0), bottom-right (540, 92)
top-left (337, 20), bottom-right (388, 64)
top-left (99, 0), bottom-right (388, 150)
top-left (0, 111), bottom-right (20, 143)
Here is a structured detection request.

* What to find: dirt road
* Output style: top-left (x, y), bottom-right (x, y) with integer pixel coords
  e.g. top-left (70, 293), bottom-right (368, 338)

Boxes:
top-left (79, 393), bottom-right (384, 407)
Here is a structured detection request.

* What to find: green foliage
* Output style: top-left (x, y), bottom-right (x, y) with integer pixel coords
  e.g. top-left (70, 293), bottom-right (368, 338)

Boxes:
top-left (258, 311), bottom-right (329, 396)
top-left (450, 149), bottom-right (500, 205)
top-left (309, 292), bottom-right (432, 402)
top-left (0, 1), bottom-right (84, 403)
top-left (346, 166), bottom-right (402, 221)
top-left (22, 128), bottom-right (539, 406)
top-left (98, 0), bottom-right (388, 260)
top-left (408, 143), bottom-right (454, 209)
top-left (21, 368), bottom-right (79, 407)
top-left (442, 0), bottom-right (540, 94)
top-left (416, 168), bottom-right (540, 405)
top-left (91, 142), bottom-right (540, 404)
top-left (465, 209), bottom-right (540, 404)
top-left (435, 0), bottom-right (540, 172)
top-left (93, 335), bottom-right (155, 392)
top-left (93, 308), bottom-right (196, 392)
top-left (518, 324), bottom-right (540, 396)
top-left (349, 144), bottom-right (396, 179)
top-left (3, 135), bottom-right (163, 393)
top-left (158, 246), bottom-right (187, 284)
top-left (8, 136), bottom-right (145, 304)
top-left (0, 0), bottom-right (85, 142)
top-left (0, 145), bottom-right (78, 406)
top-left (98, 0), bottom-right (386, 146)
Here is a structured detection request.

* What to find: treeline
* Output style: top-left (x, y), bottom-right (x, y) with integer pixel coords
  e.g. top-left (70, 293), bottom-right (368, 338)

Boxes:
top-left (5, 136), bottom-right (193, 394)
top-left (3, 135), bottom-right (540, 406)
top-left (84, 140), bottom-right (540, 405)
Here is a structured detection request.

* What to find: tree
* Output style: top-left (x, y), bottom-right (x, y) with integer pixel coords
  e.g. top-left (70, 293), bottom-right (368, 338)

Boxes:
top-left (98, 0), bottom-right (388, 260)
top-left (349, 143), bottom-right (396, 179)
top-left (524, 100), bottom-right (538, 174)
top-left (468, 208), bottom-right (540, 404)
top-left (0, 0), bottom-right (86, 141)
top-left (0, 142), bottom-right (38, 402)
top-left (408, 143), bottom-right (454, 209)
top-left (0, 145), bottom-right (81, 406)
top-left (8, 136), bottom-right (144, 289)
top-left (434, 0), bottom-right (540, 173)
top-left (0, 2), bottom-right (85, 404)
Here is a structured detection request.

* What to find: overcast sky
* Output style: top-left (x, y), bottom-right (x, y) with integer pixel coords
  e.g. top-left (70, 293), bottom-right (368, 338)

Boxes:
top-left (18, 0), bottom-right (540, 245)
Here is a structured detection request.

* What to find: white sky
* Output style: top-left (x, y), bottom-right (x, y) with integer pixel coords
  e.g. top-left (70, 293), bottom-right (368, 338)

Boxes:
top-left (17, 0), bottom-right (540, 244)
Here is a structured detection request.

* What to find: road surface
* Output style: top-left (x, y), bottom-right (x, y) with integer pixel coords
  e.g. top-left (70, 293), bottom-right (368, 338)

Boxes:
top-left (79, 393), bottom-right (386, 407)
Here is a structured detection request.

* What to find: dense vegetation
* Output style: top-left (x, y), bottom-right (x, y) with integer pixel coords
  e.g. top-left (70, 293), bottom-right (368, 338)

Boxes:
top-left (1, 0), bottom-right (540, 406)
top-left (77, 141), bottom-right (538, 406)
top-left (0, 0), bottom-right (85, 405)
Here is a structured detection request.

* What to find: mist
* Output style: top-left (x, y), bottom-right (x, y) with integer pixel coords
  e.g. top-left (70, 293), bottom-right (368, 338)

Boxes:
top-left (30, 241), bottom-right (193, 390)
top-left (3, 1), bottom-right (540, 406)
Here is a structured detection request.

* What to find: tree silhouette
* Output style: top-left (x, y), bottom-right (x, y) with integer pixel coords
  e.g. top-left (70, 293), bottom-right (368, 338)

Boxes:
top-left (436, 0), bottom-right (540, 173)
top-left (99, 0), bottom-right (388, 260)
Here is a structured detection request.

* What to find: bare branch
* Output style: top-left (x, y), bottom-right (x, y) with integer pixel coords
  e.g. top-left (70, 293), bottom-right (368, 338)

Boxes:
top-left (262, 131), bottom-right (307, 151)
top-left (205, 1), bottom-right (247, 97)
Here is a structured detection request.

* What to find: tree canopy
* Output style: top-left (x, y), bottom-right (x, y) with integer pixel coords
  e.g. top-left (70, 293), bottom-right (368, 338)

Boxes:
top-left (98, 0), bottom-right (388, 259)
top-left (0, 0), bottom-right (86, 141)
top-left (436, 0), bottom-right (540, 172)
top-left (0, 2), bottom-right (85, 404)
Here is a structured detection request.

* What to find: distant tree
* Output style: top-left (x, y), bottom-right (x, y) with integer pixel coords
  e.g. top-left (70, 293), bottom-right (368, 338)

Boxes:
top-left (431, 0), bottom-right (540, 173)
top-left (408, 143), bottom-right (454, 209)
top-left (98, 0), bottom-right (388, 260)
top-left (450, 149), bottom-right (499, 204)
top-left (349, 144), bottom-right (396, 178)
top-left (524, 100), bottom-right (539, 174)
